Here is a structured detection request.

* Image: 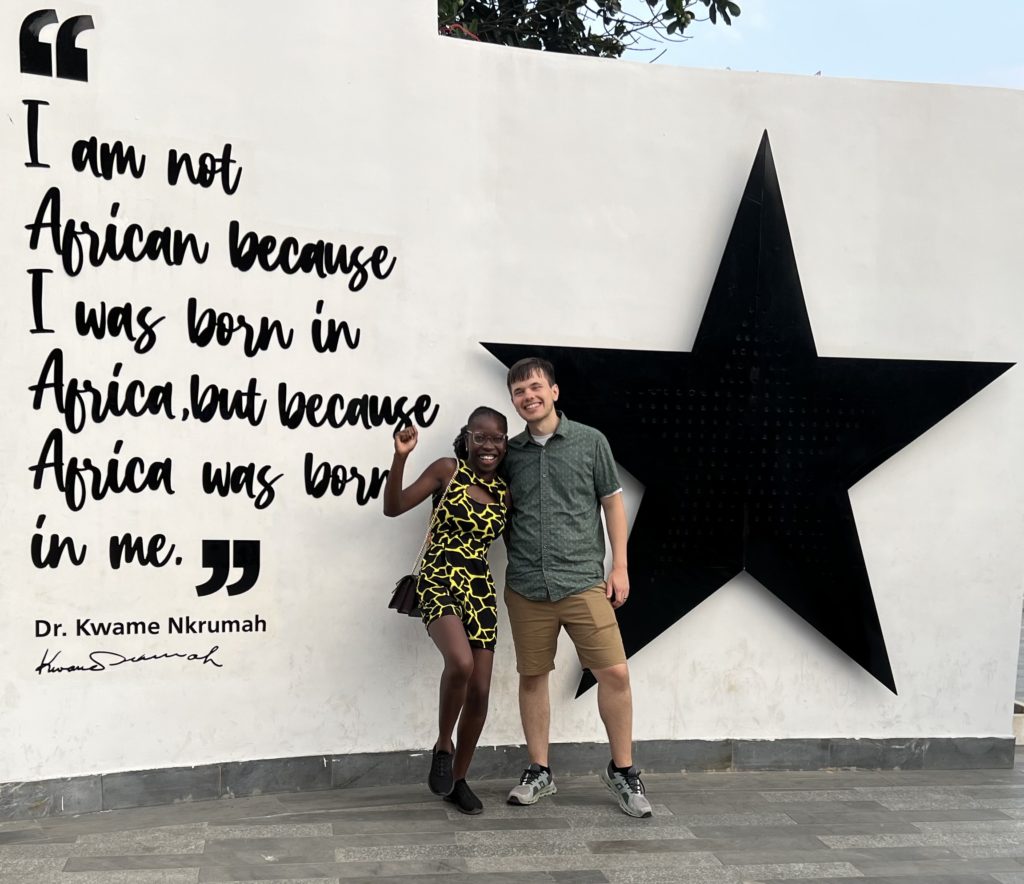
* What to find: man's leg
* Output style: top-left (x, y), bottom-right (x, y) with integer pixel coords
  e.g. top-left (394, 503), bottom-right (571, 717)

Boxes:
top-left (505, 587), bottom-right (559, 763)
top-left (591, 662), bottom-right (632, 767)
top-left (592, 660), bottom-right (651, 817)
top-left (519, 672), bottom-right (551, 766)
top-left (562, 585), bottom-right (652, 817)
top-left (504, 588), bottom-right (559, 805)
top-left (563, 586), bottom-right (633, 762)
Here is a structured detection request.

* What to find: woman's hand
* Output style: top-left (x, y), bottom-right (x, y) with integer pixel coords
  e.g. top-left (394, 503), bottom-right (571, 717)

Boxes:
top-left (394, 425), bottom-right (418, 456)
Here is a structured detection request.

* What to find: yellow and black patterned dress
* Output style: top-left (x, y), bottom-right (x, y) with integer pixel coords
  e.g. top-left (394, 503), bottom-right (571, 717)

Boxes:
top-left (417, 459), bottom-right (508, 650)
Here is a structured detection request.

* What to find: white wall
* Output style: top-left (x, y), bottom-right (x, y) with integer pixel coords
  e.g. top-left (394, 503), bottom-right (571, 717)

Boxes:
top-left (1, 0), bottom-right (1022, 782)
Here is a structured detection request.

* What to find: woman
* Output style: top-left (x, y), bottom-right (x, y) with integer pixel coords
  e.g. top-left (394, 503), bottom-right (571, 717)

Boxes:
top-left (383, 407), bottom-right (509, 814)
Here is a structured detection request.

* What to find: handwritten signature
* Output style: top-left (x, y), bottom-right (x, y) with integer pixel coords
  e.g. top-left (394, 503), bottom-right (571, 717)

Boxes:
top-left (36, 646), bottom-right (222, 674)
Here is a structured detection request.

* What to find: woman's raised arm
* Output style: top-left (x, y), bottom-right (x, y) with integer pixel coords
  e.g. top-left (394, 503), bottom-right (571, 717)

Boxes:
top-left (383, 426), bottom-right (455, 516)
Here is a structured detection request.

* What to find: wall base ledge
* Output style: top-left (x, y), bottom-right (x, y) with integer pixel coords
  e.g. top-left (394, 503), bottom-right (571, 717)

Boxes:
top-left (1, 736), bottom-right (1013, 820)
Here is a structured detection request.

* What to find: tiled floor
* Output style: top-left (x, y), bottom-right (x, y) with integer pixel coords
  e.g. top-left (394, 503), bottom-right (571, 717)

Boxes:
top-left (4, 752), bottom-right (1024, 883)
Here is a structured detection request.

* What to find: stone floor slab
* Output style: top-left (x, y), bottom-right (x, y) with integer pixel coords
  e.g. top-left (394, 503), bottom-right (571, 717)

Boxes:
top-left (10, 751), bottom-right (1024, 882)
top-left (853, 856), bottom-right (1024, 875)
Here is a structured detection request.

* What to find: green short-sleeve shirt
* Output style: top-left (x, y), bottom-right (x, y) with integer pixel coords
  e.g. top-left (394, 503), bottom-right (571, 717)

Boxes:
top-left (503, 413), bottom-right (621, 601)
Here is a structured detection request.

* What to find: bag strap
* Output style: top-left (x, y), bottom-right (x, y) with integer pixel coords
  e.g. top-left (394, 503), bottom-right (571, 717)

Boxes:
top-left (409, 459), bottom-right (460, 574)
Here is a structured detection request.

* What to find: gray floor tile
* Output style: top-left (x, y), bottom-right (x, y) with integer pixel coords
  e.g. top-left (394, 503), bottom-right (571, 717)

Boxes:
top-left (784, 808), bottom-right (1011, 824)
top-left (0, 855), bottom-right (67, 876)
top-left (203, 864), bottom-right (583, 883)
top-left (952, 844), bottom-right (1024, 859)
top-left (0, 842), bottom-right (78, 858)
top-left (822, 831), bottom-right (1024, 848)
top-left (689, 821), bottom-right (922, 837)
top-left (206, 824), bottom-right (334, 839)
top-left (713, 845), bottom-right (961, 864)
top-left (659, 792), bottom-right (775, 811)
top-left (73, 823), bottom-right (208, 854)
top-left (853, 856), bottom-right (1024, 875)
top-left (199, 860), bottom-right (458, 881)
top-left (915, 818), bottom-right (1024, 833)
top-left (759, 790), bottom-right (867, 803)
top-left (198, 880), bottom-right (338, 884)
top-left (65, 853), bottom-right (205, 872)
top-left (40, 796), bottom-right (289, 836)
top-left (616, 869), bottom-right (784, 884)
top-left (0, 826), bottom-right (77, 845)
top-left (332, 843), bottom-right (462, 861)
top-left (756, 878), bottom-right (999, 884)
top-left (330, 832), bottom-right (457, 848)
top-left (456, 826), bottom-right (696, 853)
top-left (729, 861), bottom-right (863, 879)
top-left (601, 871), bottom-right (738, 884)
top-left (647, 812), bottom-right (795, 827)
top-left (201, 835), bottom-right (341, 864)
top-left (12, 751), bottom-right (1024, 883)
top-left (62, 872), bottom-right (201, 883)
top-left (892, 809), bottom-right (1013, 822)
top-left (463, 803), bottom-right (673, 821)
top-left (549, 873), bottom-right (610, 884)
top-left (588, 835), bottom-right (828, 854)
top-left (329, 815), bottom-right (563, 834)
top-left (463, 853), bottom-right (724, 873)
top-left (0, 819), bottom-right (42, 832)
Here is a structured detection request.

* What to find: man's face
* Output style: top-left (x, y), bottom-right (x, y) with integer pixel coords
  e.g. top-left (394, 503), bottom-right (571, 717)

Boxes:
top-left (510, 370), bottom-right (559, 425)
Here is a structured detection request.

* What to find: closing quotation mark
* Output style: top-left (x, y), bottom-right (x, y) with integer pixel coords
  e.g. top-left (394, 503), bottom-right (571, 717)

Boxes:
top-left (195, 540), bottom-right (261, 597)
top-left (20, 9), bottom-right (94, 81)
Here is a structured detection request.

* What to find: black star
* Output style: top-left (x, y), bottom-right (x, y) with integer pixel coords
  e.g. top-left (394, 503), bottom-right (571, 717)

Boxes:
top-left (484, 133), bottom-right (1012, 696)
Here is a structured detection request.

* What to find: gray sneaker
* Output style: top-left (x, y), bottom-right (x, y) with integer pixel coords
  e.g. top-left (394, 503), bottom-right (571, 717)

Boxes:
top-left (600, 763), bottom-right (653, 818)
top-left (507, 764), bottom-right (557, 805)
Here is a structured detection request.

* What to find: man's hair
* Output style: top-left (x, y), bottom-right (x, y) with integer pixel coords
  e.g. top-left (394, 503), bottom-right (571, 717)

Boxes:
top-left (506, 357), bottom-right (556, 390)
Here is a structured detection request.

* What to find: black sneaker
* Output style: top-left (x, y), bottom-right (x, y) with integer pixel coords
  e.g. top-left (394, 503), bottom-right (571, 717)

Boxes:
top-left (443, 778), bottom-right (483, 814)
top-left (428, 747), bottom-right (454, 796)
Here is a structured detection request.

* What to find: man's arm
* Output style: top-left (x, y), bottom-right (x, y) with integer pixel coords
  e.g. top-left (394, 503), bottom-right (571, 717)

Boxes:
top-left (601, 491), bottom-right (630, 608)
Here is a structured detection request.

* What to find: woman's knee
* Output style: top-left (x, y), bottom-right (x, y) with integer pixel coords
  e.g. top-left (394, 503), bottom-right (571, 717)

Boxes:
top-left (443, 650), bottom-right (475, 684)
top-left (466, 673), bottom-right (491, 706)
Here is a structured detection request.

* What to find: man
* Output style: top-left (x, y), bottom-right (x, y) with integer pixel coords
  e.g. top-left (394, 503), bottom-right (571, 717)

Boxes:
top-left (501, 356), bottom-right (652, 819)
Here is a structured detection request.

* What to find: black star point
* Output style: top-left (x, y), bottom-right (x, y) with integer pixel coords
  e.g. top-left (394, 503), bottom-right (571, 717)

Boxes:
top-left (484, 132), bottom-right (1013, 697)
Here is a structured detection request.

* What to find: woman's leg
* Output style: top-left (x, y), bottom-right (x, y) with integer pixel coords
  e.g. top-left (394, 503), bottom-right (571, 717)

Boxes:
top-left (453, 648), bottom-right (494, 780)
top-left (427, 615), bottom-right (474, 752)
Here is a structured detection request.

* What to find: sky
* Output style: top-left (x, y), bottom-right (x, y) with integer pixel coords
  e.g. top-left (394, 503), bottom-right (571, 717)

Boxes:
top-left (638, 0), bottom-right (1024, 90)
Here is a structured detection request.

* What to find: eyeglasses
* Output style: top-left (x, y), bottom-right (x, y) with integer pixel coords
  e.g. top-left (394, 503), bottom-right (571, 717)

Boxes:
top-left (467, 432), bottom-right (507, 446)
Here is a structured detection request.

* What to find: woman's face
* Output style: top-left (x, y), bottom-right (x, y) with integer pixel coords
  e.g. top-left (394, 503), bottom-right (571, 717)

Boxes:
top-left (465, 414), bottom-right (507, 476)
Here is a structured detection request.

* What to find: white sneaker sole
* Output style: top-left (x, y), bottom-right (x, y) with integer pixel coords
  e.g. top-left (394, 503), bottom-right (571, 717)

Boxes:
top-left (507, 782), bottom-right (557, 805)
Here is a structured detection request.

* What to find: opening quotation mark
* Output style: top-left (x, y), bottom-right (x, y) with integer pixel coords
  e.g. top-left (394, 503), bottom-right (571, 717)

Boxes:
top-left (195, 539), bottom-right (261, 597)
top-left (20, 9), bottom-right (95, 81)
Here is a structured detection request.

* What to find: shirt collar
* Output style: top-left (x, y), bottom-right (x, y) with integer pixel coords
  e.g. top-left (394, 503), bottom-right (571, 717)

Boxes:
top-left (510, 411), bottom-right (571, 448)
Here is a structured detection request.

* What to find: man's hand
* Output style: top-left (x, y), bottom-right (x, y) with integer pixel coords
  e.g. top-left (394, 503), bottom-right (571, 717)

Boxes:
top-left (606, 564), bottom-right (630, 608)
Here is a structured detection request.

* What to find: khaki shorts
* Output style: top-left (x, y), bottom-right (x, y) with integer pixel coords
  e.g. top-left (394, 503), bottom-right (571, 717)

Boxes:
top-left (504, 584), bottom-right (626, 676)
